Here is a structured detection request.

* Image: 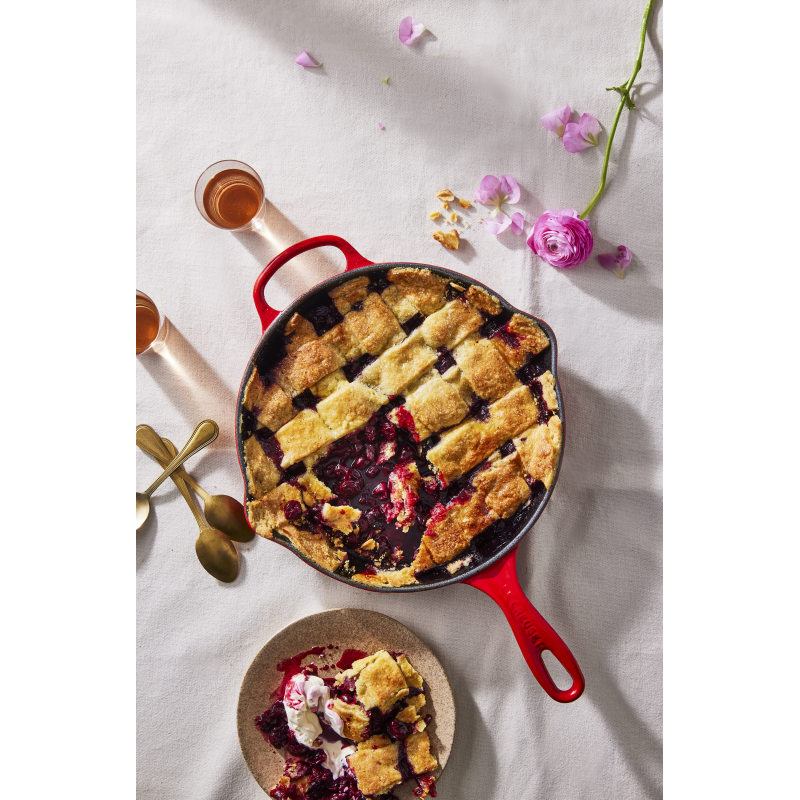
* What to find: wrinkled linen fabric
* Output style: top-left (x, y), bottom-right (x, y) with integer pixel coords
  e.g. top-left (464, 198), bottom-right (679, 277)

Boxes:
top-left (137, 1), bottom-right (663, 797)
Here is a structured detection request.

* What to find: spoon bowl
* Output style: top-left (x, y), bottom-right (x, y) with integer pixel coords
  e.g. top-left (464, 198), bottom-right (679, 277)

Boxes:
top-left (203, 494), bottom-right (254, 543)
top-left (157, 436), bottom-right (240, 582)
top-left (195, 527), bottom-right (239, 583)
top-left (136, 492), bottom-right (151, 528)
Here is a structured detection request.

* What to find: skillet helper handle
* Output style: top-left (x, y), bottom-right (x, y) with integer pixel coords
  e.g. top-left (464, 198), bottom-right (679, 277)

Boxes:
top-left (252, 235), bottom-right (374, 332)
top-left (463, 545), bottom-right (585, 703)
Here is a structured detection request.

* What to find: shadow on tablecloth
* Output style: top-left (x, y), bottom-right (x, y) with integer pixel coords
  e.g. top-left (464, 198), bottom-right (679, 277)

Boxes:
top-left (540, 369), bottom-right (663, 797)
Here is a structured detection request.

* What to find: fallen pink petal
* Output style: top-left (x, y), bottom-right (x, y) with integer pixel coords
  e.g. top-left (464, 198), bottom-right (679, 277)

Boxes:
top-left (399, 16), bottom-right (426, 46)
top-left (563, 113), bottom-right (601, 153)
top-left (295, 50), bottom-right (320, 67)
top-left (527, 209), bottom-right (594, 268)
top-left (541, 105), bottom-right (571, 137)
top-left (510, 212), bottom-right (525, 235)
top-left (498, 174), bottom-right (520, 204)
top-left (378, 122), bottom-right (385, 130)
top-left (483, 213), bottom-right (512, 235)
top-left (598, 245), bottom-right (632, 279)
top-left (475, 175), bottom-right (501, 205)
top-left (578, 113), bottom-right (601, 141)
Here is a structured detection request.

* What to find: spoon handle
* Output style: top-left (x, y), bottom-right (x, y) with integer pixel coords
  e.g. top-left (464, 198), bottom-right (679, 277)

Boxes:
top-left (158, 439), bottom-right (208, 532)
top-left (171, 468), bottom-right (210, 502)
top-left (164, 438), bottom-right (238, 583)
top-left (137, 425), bottom-right (212, 501)
top-left (143, 420), bottom-right (218, 497)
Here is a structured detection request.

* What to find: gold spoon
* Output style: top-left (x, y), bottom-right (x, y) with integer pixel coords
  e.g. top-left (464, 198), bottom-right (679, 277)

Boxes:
top-left (137, 433), bottom-right (237, 581)
top-left (136, 419), bottom-right (218, 530)
top-left (159, 438), bottom-right (239, 583)
top-left (136, 424), bottom-right (254, 542)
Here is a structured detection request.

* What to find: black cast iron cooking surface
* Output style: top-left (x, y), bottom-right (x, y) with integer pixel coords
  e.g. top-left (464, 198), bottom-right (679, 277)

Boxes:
top-left (235, 262), bottom-right (564, 592)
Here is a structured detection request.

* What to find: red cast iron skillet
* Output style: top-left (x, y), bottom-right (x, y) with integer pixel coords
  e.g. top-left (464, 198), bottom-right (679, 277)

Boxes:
top-left (236, 235), bottom-right (585, 703)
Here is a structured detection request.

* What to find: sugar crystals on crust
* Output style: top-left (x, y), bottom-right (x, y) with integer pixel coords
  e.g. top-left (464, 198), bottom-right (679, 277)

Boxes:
top-left (386, 267), bottom-right (448, 315)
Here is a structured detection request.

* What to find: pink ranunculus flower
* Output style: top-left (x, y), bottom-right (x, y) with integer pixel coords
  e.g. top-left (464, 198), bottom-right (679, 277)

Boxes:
top-left (527, 209), bottom-right (594, 268)
top-left (563, 113), bottom-right (601, 153)
top-left (541, 105), bottom-right (571, 137)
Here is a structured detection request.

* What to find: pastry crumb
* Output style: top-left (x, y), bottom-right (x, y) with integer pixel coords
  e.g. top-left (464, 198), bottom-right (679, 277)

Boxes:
top-left (459, 198), bottom-right (472, 209)
top-left (436, 190), bottom-right (455, 202)
top-left (433, 229), bottom-right (459, 250)
top-left (428, 211), bottom-right (441, 220)
top-left (446, 554), bottom-right (474, 574)
top-left (449, 212), bottom-right (458, 223)
top-left (441, 202), bottom-right (449, 211)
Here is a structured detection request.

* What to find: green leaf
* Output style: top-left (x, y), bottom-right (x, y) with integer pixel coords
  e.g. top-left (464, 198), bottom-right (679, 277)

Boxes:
top-left (606, 85), bottom-right (636, 110)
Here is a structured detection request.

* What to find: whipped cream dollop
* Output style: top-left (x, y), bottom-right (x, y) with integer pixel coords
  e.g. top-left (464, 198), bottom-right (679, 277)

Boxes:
top-left (282, 673), bottom-right (346, 747)
top-left (317, 737), bottom-right (356, 780)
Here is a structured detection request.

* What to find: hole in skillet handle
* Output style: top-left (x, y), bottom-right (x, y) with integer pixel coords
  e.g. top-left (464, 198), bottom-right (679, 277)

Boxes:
top-left (541, 650), bottom-right (573, 691)
top-left (252, 235), bottom-right (374, 333)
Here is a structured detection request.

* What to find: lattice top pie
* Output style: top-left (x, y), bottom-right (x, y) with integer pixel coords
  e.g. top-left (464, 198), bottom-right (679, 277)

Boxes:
top-left (241, 267), bottom-right (562, 587)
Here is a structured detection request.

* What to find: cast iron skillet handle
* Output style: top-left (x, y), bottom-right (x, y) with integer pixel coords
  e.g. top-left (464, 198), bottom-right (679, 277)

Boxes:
top-left (253, 235), bottom-right (374, 333)
top-left (463, 546), bottom-right (585, 703)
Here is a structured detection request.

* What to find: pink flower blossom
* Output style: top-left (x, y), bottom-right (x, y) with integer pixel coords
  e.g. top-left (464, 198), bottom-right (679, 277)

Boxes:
top-left (598, 245), bottom-right (632, 279)
top-left (563, 113), bottom-right (601, 153)
top-left (474, 175), bottom-right (520, 209)
top-left (399, 17), bottom-right (426, 45)
top-left (527, 209), bottom-right (594, 268)
top-left (541, 105), bottom-right (571, 137)
top-left (475, 175), bottom-right (522, 236)
top-left (295, 50), bottom-right (320, 67)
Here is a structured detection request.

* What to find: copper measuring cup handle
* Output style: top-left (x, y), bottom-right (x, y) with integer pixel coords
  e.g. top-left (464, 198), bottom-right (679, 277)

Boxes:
top-left (463, 545), bottom-right (585, 703)
top-left (253, 235), bottom-right (374, 332)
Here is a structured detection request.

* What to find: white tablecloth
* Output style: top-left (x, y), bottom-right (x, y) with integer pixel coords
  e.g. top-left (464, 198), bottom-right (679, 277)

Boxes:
top-left (137, 1), bottom-right (662, 797)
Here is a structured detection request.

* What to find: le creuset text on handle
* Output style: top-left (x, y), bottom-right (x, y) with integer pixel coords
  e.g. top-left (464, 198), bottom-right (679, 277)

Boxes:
top-left (463, 546), bottom-right (585, 703)
top-left (253, 235), bottom-right (374, 332)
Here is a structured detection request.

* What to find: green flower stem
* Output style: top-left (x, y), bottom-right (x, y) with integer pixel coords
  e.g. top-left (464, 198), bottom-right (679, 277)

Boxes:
top-left (580, 0), bottom-right (654, 220)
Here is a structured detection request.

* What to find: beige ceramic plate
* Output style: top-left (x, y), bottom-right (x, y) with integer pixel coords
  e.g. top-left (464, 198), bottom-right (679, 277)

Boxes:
top-left (237, 608), bottom-right (456, 798)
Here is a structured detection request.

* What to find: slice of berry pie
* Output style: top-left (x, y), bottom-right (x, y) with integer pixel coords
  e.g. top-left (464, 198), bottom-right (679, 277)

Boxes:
top-left (242, 268), bottom-right (562, 586)
top-left (256, 650), bottom-right (438, 800)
